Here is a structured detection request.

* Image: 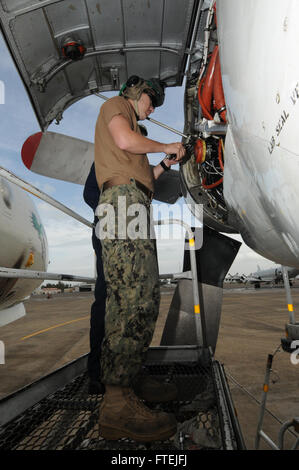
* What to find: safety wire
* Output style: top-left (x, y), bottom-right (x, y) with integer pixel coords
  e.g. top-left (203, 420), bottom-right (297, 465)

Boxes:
top-left (201, 138), bottom-right (224, 189)
top-left (203, 159), bottom-right (222, 177)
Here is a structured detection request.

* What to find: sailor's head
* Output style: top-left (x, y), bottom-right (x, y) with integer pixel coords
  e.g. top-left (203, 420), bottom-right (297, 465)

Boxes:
top-left (119, 75), bottom-right (165, 120)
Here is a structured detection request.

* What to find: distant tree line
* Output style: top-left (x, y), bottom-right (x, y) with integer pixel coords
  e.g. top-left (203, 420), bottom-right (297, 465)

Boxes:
top-left (44, 282), bottom-right (71, 292)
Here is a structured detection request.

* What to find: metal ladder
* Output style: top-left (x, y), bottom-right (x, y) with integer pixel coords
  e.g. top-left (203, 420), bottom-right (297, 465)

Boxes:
top-left (281, 266), bottom-right (299, 352)
top-left (255, 266), bottom-right (299, 450)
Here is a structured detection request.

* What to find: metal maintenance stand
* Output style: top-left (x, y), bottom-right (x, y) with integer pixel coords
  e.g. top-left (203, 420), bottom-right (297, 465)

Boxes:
top-left (255, 267), bottom-right (299, 450)
top-left (255, 351), bottom-right (299, 450)
top-left (280, 266), bottom-right (299, 352)
top-left (0, 166), bottom-right (245, 450)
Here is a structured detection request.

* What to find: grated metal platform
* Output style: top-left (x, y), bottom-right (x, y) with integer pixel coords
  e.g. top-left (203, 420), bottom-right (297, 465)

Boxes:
top-left (0, 360), bottom-right (243, 450)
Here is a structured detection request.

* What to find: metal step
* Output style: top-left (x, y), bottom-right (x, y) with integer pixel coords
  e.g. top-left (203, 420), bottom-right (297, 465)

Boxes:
top-left (0, 354), bottom-right (245, 451)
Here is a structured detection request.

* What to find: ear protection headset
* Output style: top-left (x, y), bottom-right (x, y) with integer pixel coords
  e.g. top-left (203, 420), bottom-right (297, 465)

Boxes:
top-left (119, 75), bottom-right (165, 108)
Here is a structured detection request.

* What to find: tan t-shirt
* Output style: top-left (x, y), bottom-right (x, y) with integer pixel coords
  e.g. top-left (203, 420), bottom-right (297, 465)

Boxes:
top-left (94, 96), bottom-right (154, 192)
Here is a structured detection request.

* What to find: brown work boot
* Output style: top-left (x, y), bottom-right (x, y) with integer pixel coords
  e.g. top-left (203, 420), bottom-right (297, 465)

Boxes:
top-left (133, 376), bottom-right (178, 402)
top-left (99, 385), bottom-right (177, 442)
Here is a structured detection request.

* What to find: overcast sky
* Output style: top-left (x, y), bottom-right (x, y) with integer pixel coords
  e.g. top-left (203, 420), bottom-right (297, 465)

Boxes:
top-left (0, 33), bottom-right (278, 280)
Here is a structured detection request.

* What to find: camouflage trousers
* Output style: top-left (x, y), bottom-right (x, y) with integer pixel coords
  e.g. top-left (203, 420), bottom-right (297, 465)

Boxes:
top-left (96, 181), bottom-right (160, 386)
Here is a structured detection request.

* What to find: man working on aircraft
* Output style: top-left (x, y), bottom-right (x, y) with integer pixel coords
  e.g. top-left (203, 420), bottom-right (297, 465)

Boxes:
top-left (94, 76), bottom-right (185, 442)
top-left (83, 123), bottom-right (150, 395)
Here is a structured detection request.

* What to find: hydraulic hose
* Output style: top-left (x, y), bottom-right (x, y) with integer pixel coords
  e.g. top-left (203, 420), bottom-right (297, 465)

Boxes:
top-left (202, 176), bottom-right (223, 189)
top-left (198, 46), bottom-right (219, 119)
top-left (213, 53), bottom-right (227, 122)
top-left (218, 139), bottom-right (224, 171)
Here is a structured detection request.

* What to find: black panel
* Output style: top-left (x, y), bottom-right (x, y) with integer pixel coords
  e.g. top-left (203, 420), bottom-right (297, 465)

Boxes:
top-left (152, 168), bottom-right (181, 204)
top-left (183, 226), bottom-right (241, 287)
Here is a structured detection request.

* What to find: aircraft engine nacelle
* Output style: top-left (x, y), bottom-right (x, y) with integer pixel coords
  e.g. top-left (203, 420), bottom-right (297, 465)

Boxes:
top-left (180, 1), bottom-right (299, 269)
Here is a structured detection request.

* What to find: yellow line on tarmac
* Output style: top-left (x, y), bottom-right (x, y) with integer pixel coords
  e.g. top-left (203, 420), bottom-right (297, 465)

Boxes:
top-left (20, 315), bottom-right (90, 341)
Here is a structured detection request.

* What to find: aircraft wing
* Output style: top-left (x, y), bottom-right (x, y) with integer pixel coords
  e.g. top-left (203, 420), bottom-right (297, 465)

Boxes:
top-left (0, 0), bottom-right (199, 131)
top-left (245, 276), bottom-right (272, 284)
top-left (0, 303), bottom-right (26, 327)
top-left (22, 131), bottom-right (181, 204)
top-left (245, 276), bottom-right (262, 283)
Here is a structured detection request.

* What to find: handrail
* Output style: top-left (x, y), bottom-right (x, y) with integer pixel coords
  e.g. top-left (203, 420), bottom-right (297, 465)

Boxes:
top-left (282, 266), bottom-right (296, 324)
top-left (0, 166), bottom-right (93, 228)
top-left (0, 267), bottom-right (95, 284)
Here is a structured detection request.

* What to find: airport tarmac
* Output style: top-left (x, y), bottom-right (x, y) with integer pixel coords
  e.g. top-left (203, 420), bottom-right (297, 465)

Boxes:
top-left (0, 283), bottom-right (298, 450)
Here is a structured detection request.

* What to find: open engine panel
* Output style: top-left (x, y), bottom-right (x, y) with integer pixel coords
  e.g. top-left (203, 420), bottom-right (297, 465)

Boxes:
top-left (181, 2), bottom-right (236, 233)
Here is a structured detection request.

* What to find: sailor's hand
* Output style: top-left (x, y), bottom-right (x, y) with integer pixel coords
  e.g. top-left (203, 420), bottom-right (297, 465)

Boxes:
top-left (164, 142), bottom-right (185, 163)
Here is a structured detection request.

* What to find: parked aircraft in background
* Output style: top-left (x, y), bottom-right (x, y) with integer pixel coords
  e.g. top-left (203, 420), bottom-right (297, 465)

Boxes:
top-left (244, 265), bottom-right (299, 289)
top-left (226, 265), bottom-right (299, 288)
top-left (225, 273), bottom-right (245, 284)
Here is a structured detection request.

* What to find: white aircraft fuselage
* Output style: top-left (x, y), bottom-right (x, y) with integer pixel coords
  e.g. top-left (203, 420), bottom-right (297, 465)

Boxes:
top-left (217, 0), bottom-right (299, 267)
top-left (0, 177), bottom-right (48, 321)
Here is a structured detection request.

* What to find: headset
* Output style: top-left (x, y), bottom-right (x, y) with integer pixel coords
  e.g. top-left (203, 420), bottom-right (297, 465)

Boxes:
top-left (119, 75), bottom-right (165, 108)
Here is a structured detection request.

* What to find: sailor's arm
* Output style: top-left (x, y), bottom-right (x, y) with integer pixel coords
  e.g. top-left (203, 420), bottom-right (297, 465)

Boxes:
top-left (108, 114), bottom-right (185, 158)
